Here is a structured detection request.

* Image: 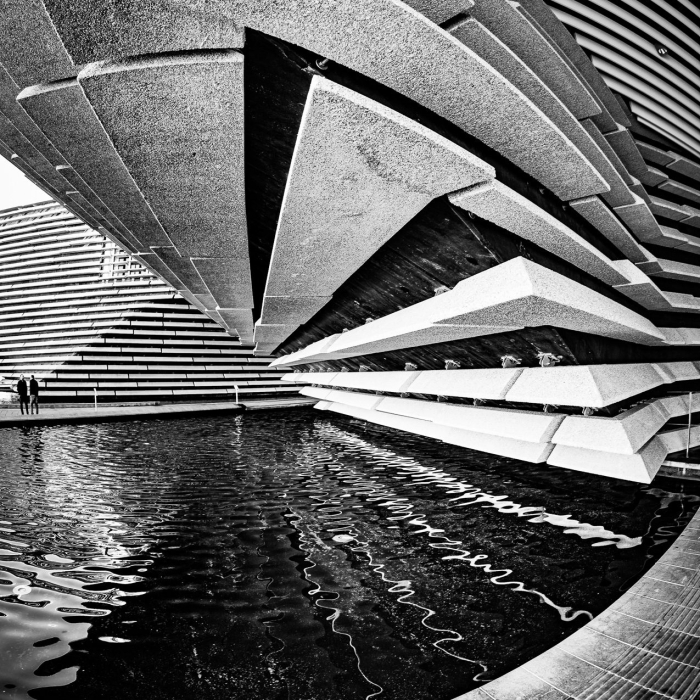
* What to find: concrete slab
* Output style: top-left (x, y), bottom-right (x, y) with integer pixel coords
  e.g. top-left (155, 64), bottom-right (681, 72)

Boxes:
top-left (636, 140), bottom-right (675, 166)
top-left (658, 179), bottom-right (700, 206)
top-left (78, 52), bottom-right (249, 260)
top-left (569, 195), bottom-right (647, 262)
top-left (667, 151), bottom-right (700, 183)
top-left (42, 0), bottom-right (244, 64)
top-left (506, 363), bottom-right (668, 408)
top-left (302, 387), bottom-right (383, 410)
top-left (328, 370), bottom-right (419, 394)
top-left (469, 0), bottom-right (600, 120)
top-left (450, 180), bottom-right (628, 285)
top-left (614, 194), bottom-right (665, 244)
top-left (0, 0), bottom-right (78, 88)
top-left (547, 438), bottom-right (666, 483)
top-left (652, 258), bottom-right (700, 285)
top-left (18, 80), bottom-right (171, 250)
top-left (605, 126), bottom-right (663, 186)
top-left (449, 19), bottom-right (614, 203)
top-left (402, 0), bottom-right (472, 23)
top-left (260, 75), bottom-right (493, 341)
top-left (191, 258), bottom-right (254, 310)
top-left (407, 367), bottom-right (523, 400)
top-left (259, 296), bottom-right (332, 326)
top-left (649, 195), bottom-right (691, 222)
top-left (217, 309), bottom-right (255, 344)
top-left (151, 247), bottom-right (209, 295)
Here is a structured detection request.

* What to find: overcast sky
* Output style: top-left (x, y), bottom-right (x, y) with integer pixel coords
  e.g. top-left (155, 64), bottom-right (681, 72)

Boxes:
top-left (0, 156), bottom-right (50, 210)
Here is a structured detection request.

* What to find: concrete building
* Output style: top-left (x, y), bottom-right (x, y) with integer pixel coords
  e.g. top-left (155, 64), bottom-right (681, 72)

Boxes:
top-left (0, 201), bottom-right (295, 403)
top-left (0, 1), bottom-right (699, 479)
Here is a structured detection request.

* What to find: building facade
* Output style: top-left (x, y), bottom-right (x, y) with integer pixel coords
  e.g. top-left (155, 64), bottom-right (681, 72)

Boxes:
top-left (0, 201), bottom-right (295, 403)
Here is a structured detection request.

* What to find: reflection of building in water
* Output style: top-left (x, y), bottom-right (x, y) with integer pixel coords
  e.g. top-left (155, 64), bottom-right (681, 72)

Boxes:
top-left (0, 202), bottom-right (297, 403)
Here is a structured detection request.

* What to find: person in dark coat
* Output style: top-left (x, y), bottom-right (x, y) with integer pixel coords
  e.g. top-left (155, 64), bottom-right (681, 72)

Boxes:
top-left (16, 375), bottom-right (28, 415)
top-left (29, 375), bottom-right (39, 415)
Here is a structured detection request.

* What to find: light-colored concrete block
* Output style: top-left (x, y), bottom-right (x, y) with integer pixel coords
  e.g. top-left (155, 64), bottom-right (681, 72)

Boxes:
top-left (605, 126), bottom-right (661, 186)
top-left (408, 367), bottom-right (523, 400)
top-left (552, 403), bottom-right (669, 455)
top-left (299, 386), bottom-right (332, 401)
top-left (151, 247), bottom-right (209, 295)
top-left (191, 258), bottom-right (254, 310)
top-left (649, 196), bottom-right (691, 222)
top-left (506, 363), bottom-right (667, 408)
top-left (667, 151), bottom-right (700, 183)
top-left (635, 141), bottom-right (674, 167)
top-left (73, 0), bottom-right (609, 201)
top-left (270, 334), bottom-right (344, 367)
top-left (217, 309), bottom-right (254, 344)
top-left (79, 52), bottom-right (249, 260)
top-left (260, 296), bottom-right (332, 326)
top-left (470, 0), bottom-right (600, 120)
top-left (547, 438), bottom-right (666, 483)
top-left (328, 371), bottom-right (419, 394)
top-left (449, 19), bottom-right (614, 203)
top-left (403, 0), bottom-right (472, 23)
top-left (658, 425), bottom-right (700, 456)
top-left (324, 257), bottom-right (664, 359)
top-left (614, 194), bottom-right (665, 244)
top-left (658, 179), bottom-right (700, 206)
top-left (651, 258), bottom-right (700, 285)
top-left (42, 0), bottom-right (244, 64)
top-left (377, 395), bottom-right (565, 442)
top-left (450, 181), bottom-right (627, 285)
top-left (653, 362), bottom-right (700, 383)
top-left (306, 387), bottom-right (384, 410)
top-left (569, 195), bottom-right (647, 262)
top-left (0, 0), bottom-right (78, 87)
top-left (611, 260), bottom-right (672, 311)
top-left (681, 205), bottom-right (700, 228)
top-left (291, 372), bottom-right (337, 385)
top-left (263, 75), bottom-right (493, 300)
top-left (254, 323), bottom-right (300, 345)
top-left (18, 80), bottom-right (171, 250)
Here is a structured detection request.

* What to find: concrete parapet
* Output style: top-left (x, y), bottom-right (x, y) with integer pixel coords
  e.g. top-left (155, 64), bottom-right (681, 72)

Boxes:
top-left (406, 368), bottom-right (522, 400)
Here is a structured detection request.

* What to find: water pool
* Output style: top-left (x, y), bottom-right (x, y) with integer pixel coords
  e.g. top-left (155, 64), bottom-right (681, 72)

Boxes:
top-left (0, 409), bottom-right (698, 700)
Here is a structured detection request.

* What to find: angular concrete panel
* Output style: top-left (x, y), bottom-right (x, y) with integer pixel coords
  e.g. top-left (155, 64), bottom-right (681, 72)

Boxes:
top-left (18, 80), bottom-right (171, 250)
top-left (407, 368), bottom-right (523, 401)
top-left (450, 180), bottom-right (628, 285)
top-left (259, 296), bottom-right (333, 326)
top-left (44, 0), bottom-right (611, 200)
top-left (469, 0), bottom-right (600, 120)
top-left (259, 75), bottom-right (494, 342)
top-left (78, 51), bottom-right (249, 260)
top-left (42, 0), bottom-right (244, 64)
top-left (658, 179), bottom-right (700, 206)
top-left (614, 194), bottom-right (665, 244)
top-left (569, 195), bottom-right (647, 262)
top-left (191, 258), bottom-right (254, 310)
top-left (649, 196), bottom-right (691, 222)
top-left (506, 363), bottom-right (668, 408)
top-left (0, 0), bottom-right (78, 88)
top-left (667, 152), bottom-right (700, 183)
top-left (328, 371), bottom-right (420, 394)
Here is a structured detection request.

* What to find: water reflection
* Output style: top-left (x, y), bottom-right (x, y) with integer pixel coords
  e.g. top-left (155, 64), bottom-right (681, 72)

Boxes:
top-left (0, 411), bottom-right (697, 700)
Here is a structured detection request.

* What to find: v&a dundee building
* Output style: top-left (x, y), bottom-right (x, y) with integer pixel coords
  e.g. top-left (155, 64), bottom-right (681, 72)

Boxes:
top-left (0, 2), bottom-right (700, 700)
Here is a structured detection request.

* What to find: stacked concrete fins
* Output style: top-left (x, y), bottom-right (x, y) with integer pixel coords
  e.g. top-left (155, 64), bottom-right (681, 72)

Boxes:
top-left (0, 202), bottom-right (295, 402)
top-left (2, 3), bottom-right (700, 477)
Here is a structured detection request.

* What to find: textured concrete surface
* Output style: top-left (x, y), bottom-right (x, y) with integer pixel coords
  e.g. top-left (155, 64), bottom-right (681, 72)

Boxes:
top-left (457, 506), bottom-right (700, 699)
top-left (506, 363), bottom-right (677, 408)
top-left (79, 51), bottom-right (248, 260)
top-left (0, 0), bottom-right (78, 87)
top-left (43, 0), bottom-right (244, 64)
top-left (668, 151), bottom-right (700, 182)
top-left (302, 386), bottom-right (383, 410)
top-left (614, 194), bottom-right (665, 244)
top-left (470, 0), bottom-right (600, 120)
top-left (605, 126), bottom-right (661, 186)
top-left (659, 179), bottom-right (700, 206)
top-left (450, 18), bottom-right (613, 203)
top-left (191, 257), bottom-right (254, 310)
top-left (402, 0), bottom-right (472, 23)
top-left (569, 195), bottom-right (647, 262)
top-left (18, 80), bottom-right (171, 250)
top-left (652, 258), bottom-right (700, 284)
top-left (217, 308), bottom-right (255, 344)
top-left (649, 196), bottom-right (691, 222)
top-left (636, 140), bottom-right (675, 166)
top-left (406, 368), bottom-right (523, 401)
top-left (327, 370), bottom-right (420, 394)
top-left (260, 75), bottom-right (493, 341)
top-left (317, 400), bottom-right (554, 462)
top-left (611, 260), bottom-right (674, 311)
top-left (260, 296), bottom-right (333, 326)
top-left (450, 180), bottom-right (628, 285)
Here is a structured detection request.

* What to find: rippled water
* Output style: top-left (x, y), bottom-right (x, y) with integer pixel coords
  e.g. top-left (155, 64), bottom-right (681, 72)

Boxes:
top-left (0, 409), bottom-right (698, 700)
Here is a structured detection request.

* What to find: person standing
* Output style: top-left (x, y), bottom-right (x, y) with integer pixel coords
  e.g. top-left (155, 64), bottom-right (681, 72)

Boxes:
top-left (16, 375), bottom-right (29, 415)
top-left (29, 375), bottom-right (40, 415)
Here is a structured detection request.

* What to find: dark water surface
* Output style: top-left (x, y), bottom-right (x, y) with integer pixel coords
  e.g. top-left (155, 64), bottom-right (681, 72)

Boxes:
top-left (0, 409), bottom-right (698, 700)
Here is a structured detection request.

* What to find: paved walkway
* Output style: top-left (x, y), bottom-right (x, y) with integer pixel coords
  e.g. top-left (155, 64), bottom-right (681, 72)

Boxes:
top-left (456, 507), bottom-right (700, 700)
top-left (0, 397), bottom-right (317, 427)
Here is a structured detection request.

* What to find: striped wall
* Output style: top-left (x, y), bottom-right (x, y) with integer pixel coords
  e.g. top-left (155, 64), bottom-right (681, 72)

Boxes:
top-left (0, 201), bottom-right (299, 403)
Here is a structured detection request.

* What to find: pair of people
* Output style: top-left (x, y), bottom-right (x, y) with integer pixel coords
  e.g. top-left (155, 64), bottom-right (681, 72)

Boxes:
top-left (15, 374), bottom-right (39, 415)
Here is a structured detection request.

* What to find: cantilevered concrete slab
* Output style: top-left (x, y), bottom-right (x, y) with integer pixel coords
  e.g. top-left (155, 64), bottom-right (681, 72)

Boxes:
top-left (257, 75), bottom-right (495, 347)
top-left (449, 180), bottom-right (628, 285)
top-left (18, 80), bottom-right (171, 251)
top-left (41, 0), bottom-right (610, 201)
top-left (468, 0), bottom-right (600, 120)
top-left (273, 257), bottom-right (664, 363)
top-left (78, 51), bottom-right (248, 260)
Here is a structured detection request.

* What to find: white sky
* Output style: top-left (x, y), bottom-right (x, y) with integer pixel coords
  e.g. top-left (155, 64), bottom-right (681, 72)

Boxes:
top-left (0, 156), bottom-right (51, 210)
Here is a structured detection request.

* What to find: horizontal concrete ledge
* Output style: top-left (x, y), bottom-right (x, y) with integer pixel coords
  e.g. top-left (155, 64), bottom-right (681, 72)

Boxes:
top-left (456, 507), bottom-right (700, 699)
top-left (272, 257), bottom-right (668, 365)
top-left (282, 361), bottom-right (700, 409)
top-left (0, 398), bottom-right (315, 427)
